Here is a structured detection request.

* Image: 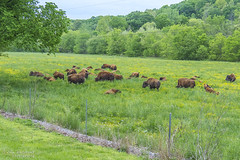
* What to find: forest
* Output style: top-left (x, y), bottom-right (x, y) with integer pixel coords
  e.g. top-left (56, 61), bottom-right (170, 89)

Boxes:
top-left (7, 0), bottom-right (240, 61)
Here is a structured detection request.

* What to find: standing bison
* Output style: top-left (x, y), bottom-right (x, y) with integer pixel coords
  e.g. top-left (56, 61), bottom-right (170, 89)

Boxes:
top-left (68, 74), bottom-right (85, 84)
top-left (176, 78), bottom-right (195, 88)
top-left (95, 71), bottom-right (114, 82)
top-left (142, 78), bottom-right (161, 91)
top-left (225, 73), bottom-right (236, 82)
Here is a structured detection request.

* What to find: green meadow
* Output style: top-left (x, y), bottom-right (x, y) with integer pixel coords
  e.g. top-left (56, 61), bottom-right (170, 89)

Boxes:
top-left (0, 52), bottom-right (239, 159)
top-left (0, 116), bottom-right (140, 160)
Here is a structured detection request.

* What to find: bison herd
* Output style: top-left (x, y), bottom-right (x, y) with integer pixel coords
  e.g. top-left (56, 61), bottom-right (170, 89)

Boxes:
top-left (29, 63), bottom-right (237, 95)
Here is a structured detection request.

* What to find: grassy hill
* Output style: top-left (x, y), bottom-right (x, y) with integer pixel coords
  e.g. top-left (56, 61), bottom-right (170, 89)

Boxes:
top-left (0, 52), bottom-right (239, 159)
top-left (0, 116), bottom-right (140, 160)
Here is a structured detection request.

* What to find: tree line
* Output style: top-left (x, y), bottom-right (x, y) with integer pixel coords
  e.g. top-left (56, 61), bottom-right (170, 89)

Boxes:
top-left (7, 0), bottom-right (240, 61)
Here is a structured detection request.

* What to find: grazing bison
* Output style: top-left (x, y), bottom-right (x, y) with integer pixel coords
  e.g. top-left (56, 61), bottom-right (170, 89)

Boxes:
top-left (29, 71), bottom-right (44, 77)
top-left (86, 66), bottom-right (93, 70)
top-left (176, 78), bottom-right (195, 88)
top-left (68, 74), bottom-right (85, 84)
top-left (114, 74), bottom-right (123, 80)
top-left (110, 64), bottom-right (117, 70)
top-left (53, 71), bottom-right (64, 80)
top-left (44, 76), bottom-right (55, 81)
top-left (95, 71), bottom-right (114, 82)
top-left (101, 64), bottom-right (111, 69)
top-left (142, 78), bottom-right (161, 91)
top-left (129, 72), bottom-right (140, 78)
top-left (66, 69), bottom-right (77, 76)
top-left (79, 69), bottom-right (89, 79)
top-left (72, 65), bottom-right (80, 69)
top-left (105, 88), bottom-right (121, 94)
top-left (159, 77), bottom-right (166, 81)
top-left (141, 75), bottom-right (148, 78)
top-left (204, 84), bottom-right (219, 95)
top-left (225, 73), bottom-right (236, 82)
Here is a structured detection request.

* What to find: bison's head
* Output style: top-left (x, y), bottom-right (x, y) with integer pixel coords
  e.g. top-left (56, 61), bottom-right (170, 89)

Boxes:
top-left (190, 80), bottom-right (195, 88)
top-left (29, 71), bottom-right (34, 76)
top-left (95, 77), bottom-right (99, 82)
top-left (142, 81), bottom-right (148, 88)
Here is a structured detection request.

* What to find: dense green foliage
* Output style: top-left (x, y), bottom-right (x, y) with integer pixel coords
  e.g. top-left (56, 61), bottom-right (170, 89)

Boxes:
top-left (6, 0), bottom-right (240, 61)
top-left (0, 0), bottom-right (69, 53)
top-left (0, 116), bottom-right (139, 159)
top-left (1, 52), bottom-right (239, 159)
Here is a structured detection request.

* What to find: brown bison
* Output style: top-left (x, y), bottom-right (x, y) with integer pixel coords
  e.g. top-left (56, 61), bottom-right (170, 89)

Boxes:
top-left (105, 88), bottom-right (121, 94)
top-left (29, 71), bottom-right (44, 77)
top-left (176, 78), bottom-right (195, 88)
top-left (79, 68), bottom-right (89, 79)
top-left (204, 84), bottom-right (219, 95)
top-left (114, 74), bottom-right (123, 80)
top-left (141, 75), bottom-right (148, 78)
top-left (101, 64), bottom-right (117, 70)
top-left (95, 71), bottom-right (114, 82)
top-left (129, 72), bottom-right (140, 78)
top-left (66, 69), bottom-right (77, 76)
top-left (68, 74), bottom-right (85, 84)
top-left (225, 73), bottom-right (236, 82)
top-left (159, 77), bottom-right (166, 81)
top-left (101, 64), bottom-right (111, 69)
top-left (44, 76), bottom-right (55, 81)
top-left (53, 71), bottom-right (64, 80)
top-left (110, 64), bottom-right (117, 70)
top-left (142, 78), bottom-right (161, 91)
top-left (72, 65), bottom-right (80, 69)
top-left (86, 66), bottom-right (93, 70)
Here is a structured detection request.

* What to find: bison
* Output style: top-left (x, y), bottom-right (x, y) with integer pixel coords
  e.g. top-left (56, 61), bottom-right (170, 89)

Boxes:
top-left (95, 71), bottom-right (114, 82)
top-left (29, 71), bottom-right (44, 77)
top-left (142, 78), bottom-right (161, 91)
top-left (114, 74), bottom-right (123, 80)
top-left (105, 88), bottom-right (121, 94)
top-left (79, 68), bottom-right (89, 79)
top-left (159, 77), bottom-right (166, 81)
top-left (129, 72), bottom-right (140, 78)
top-left (53, 71), bottom-right (64, 80)
top-left (141, 75), bottom-right (148, 78)
top-left (101, 64), bottom-right (111, 69)
top-left (86, 66), bottom-right (93, 70)
top-left (225, 73), bottom-right (236, 82)
top-left (66, 69), bottom-right (77, 76)
top-left (44, 76), bottom-right (55, 81)
top-left (110, 64), bottom-right (117, 70)
top-left (176, 78), bottom-right (195, 88)
top-left (72, 65), bottom-right (80, 69)
top-left (204, 84), bottom-right (219, 95)
top-left (68, 74), bottom-right (85, 84)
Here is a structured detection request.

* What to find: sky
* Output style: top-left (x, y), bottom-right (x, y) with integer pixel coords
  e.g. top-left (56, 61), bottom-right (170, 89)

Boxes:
top-left (38, 0), bottom-right (184, 20)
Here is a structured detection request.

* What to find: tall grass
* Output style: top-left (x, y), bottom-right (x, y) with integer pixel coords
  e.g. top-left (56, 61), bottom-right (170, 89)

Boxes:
top-left (0, 52), bottom-right (239, 159)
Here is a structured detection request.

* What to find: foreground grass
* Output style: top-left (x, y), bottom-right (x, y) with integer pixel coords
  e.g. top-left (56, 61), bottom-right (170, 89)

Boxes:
top-left (0, 52), bottom-right (240, 159)
top-left (0, 116), bottom-right (140, 160)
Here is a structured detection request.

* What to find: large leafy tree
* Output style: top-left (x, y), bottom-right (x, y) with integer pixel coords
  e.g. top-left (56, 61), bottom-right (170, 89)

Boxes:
top-left (0, 0), bottom-right (69, 53)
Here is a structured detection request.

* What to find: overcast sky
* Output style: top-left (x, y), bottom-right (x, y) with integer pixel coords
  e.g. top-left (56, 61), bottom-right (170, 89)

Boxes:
top-left (38, 0), bottom-right (184, 19)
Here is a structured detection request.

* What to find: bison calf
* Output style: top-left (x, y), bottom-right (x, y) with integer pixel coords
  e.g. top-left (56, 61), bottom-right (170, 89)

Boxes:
top-left (142, 78), bottom-right (161, 91)
top-left (204, 84), bottom-right (219, 95)
top-left (44, 76), bottom-right (55, 81)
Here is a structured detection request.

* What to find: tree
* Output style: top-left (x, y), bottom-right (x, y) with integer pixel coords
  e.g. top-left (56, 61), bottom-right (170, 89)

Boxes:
top-left (209, 33), bottom-right (226, 60)
top-left (73, 32), bottom-right (91, 54)
top-left (0, 0), bottom-right (69, 53)
top-left (106, 29), bottom-right (125, 55)
top-left (155, 14), bottom-right (172, 29)
top-left (86, 36), bottom-right (107, 55)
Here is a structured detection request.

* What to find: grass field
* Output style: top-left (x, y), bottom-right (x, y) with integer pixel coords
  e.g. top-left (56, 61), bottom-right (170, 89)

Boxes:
top-left (0, 116), bottom-right (139, 160)
top-left (0, 52), bottom-right (239, 159)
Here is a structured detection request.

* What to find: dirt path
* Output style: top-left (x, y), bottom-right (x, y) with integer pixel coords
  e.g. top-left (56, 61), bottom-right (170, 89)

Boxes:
top-left (0, 110), bottom-right (160, 159)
